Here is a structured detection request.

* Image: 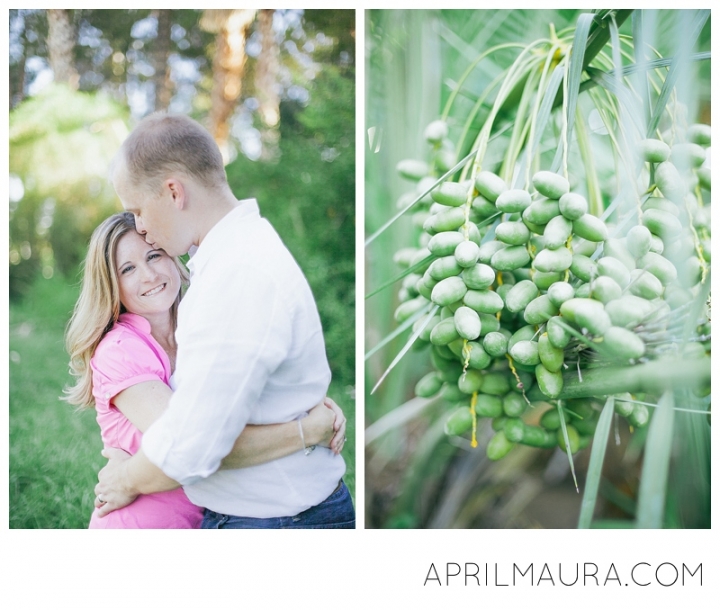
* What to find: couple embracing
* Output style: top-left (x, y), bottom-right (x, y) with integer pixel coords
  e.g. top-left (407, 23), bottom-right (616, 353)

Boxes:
top-left (64, 113), bottom-right (355, 529)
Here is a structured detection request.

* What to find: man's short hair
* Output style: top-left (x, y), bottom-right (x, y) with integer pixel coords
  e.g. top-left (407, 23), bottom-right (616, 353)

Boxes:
top-left (119, 113), bottom-right (227, 194)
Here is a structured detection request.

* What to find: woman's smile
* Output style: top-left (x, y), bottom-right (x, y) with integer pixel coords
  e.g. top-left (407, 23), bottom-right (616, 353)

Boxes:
top-left (142, 283), bottom-right (167, 297)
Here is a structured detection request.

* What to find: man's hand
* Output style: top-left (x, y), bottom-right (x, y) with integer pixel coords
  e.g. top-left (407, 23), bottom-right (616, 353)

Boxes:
top-left (93, 447), bottom-right (138, 517)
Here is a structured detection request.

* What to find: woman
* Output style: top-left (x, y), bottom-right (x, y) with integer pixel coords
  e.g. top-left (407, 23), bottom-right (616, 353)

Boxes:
top-left (63, 212), bottom-right (346, 528)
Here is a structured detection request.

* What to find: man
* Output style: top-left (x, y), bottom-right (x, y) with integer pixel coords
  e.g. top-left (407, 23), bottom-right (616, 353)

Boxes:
top-left (94, 113), bottom-right (354, 528)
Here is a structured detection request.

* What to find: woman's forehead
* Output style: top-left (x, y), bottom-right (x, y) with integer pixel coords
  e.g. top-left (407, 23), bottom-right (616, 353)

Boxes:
top-left (116, 230), bottom-right (153, 259)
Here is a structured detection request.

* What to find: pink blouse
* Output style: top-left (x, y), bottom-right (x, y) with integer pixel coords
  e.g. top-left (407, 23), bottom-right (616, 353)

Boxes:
top-left (87, 313), bottom-right (203, 529)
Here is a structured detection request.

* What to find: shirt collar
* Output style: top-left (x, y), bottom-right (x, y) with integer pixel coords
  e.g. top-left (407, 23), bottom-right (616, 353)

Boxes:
top-left (118, 312), bottom-right (152, 334)
top-left (187, 198), bottom-right (259, 276)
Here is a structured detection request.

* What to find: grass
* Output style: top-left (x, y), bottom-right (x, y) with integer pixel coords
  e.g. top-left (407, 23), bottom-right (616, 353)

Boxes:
top-left (9, 272), bottom-right (101, 529)
top-left (9, 273), bottom-right (355, 528)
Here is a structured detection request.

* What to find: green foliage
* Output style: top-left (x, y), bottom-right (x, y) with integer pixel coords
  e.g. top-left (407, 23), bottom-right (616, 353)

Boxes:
top-left (303, 9), bottom-right (356, 66)
top-left (9, 84), bottom-right (128, 299)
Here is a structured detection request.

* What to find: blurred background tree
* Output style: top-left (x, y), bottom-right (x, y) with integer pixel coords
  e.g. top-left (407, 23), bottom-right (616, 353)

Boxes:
top-left (9, 9), bottom-right (355, 528)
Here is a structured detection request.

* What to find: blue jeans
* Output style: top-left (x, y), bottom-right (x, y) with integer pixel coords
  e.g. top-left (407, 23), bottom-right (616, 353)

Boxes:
top-left (201, 481), bottom-right (355, 529)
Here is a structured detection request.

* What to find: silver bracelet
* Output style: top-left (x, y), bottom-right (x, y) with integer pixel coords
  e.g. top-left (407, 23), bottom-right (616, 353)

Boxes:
top-left (297, 418), bottom-right (316, 456)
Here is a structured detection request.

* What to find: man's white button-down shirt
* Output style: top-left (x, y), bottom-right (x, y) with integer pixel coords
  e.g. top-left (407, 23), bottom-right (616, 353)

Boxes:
top-left (141, 199), bottom-right (346, 518)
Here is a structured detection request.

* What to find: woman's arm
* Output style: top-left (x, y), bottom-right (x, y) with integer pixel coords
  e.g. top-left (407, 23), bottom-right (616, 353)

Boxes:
top-left (112, 382), bottom-right (345, 469)
top-left (219, 401), bottom-right (341, 469)
top-left (111, 381), bottom-right (169, 433)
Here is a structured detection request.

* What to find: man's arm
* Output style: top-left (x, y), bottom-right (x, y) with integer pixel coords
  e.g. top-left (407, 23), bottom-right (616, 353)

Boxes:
top-left (220, 398), bottom-right (347, 469)
top-left (113, 381), bottom-right (345, 465)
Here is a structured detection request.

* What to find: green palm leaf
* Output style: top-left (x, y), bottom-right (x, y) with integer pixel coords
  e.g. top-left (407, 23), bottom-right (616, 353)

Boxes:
top-left (578, 396), bottom-right (616, 528)
top-left (646, 9), bottom-right (710, 135)
top-left (636, 390), bottom-right (676, 528)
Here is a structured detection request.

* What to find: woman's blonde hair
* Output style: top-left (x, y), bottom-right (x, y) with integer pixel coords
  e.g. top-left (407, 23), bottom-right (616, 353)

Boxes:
top-left (62, 212), bottom-right (188, 409)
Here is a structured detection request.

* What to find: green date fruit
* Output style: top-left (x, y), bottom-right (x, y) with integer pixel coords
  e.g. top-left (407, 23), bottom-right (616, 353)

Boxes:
top-left (558, 192), bottom-right (588, 220)
top-left (463, 289), bottom-right (504, 314)
top-left (462, 263), bottom-right (496, 289)
top-left (454, 306), bottom-right (482, 341)
top-left (445, 407), bottom-right (474, 436)
top-left (431, 276), bottom-right (468, 307)
top-left (487, 430), bottom-right (515, 460)
top-left (495, 189), bottom-right (532, 213)
top-left (428, 231), bottom-right (464, 256)
top-left (533, 247), bottom-right (573, 273)
top-left (415, 372), bottom-right (443, 397)
top-left (496, 221), bottom-right (531, 245)
top-left (475, 171), bottom-right (508, 202)
top-left (532, 171), bottom-right (570, 199)
top-left (523, 294), bottom-right (559, 325)
top-left (639, 138), bottom-right (670, 163)
top-left (397, 159), bottom-right (429, 181)
top-left (602, 326), bottom-right (646, 361)
top-left (573, 214), bottom-right (608, 242)
top-left (504, 280), bottom-right (539, 313)
top-left (509, 340), bottom-right (541, 367)
top-left (535, 364), bottom-right (564, 399)
top-left (491, 245), bottom-right (531, 271)
top-left (431, 181), bottom-right (468, 207)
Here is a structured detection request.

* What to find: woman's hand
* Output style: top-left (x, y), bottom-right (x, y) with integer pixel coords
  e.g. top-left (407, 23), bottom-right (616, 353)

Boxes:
top-left (324, 396), bottom-right (347, 454)
top-left (93, 447), bottom-right (137, 517)
top-left (303, 396), bottom-right (347, 455)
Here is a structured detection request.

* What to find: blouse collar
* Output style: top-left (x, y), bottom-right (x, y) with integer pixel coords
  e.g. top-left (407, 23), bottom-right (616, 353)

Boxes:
top-left (118, 312), bottom-right (152, 334)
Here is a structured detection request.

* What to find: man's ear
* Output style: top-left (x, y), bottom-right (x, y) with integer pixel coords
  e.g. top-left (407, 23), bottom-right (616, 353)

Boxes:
top-left (165, 178), bottom-right (186, 211)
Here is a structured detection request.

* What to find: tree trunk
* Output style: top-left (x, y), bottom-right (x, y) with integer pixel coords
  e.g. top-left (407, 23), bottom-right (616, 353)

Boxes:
top-left (152, 9), bottom-right (173, 111)
top-left (47, 9), bottom-right (79, 89)
top-left (201, 9), bottom-right (256, 162)
top-left (255, 9), bottom-right (281, 161)
top-left (10, 23), bottom-right (27, 108)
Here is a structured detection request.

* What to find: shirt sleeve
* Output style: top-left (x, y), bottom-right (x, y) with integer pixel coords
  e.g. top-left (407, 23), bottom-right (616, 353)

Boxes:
top-left (91, 330), bottom-right (166, 408)
top-left (141, 255), bottom-right (293, 486)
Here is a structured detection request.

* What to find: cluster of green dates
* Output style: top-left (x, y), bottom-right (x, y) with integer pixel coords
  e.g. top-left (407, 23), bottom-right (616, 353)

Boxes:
top-left (393, 119), bottom-right (711, 461)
